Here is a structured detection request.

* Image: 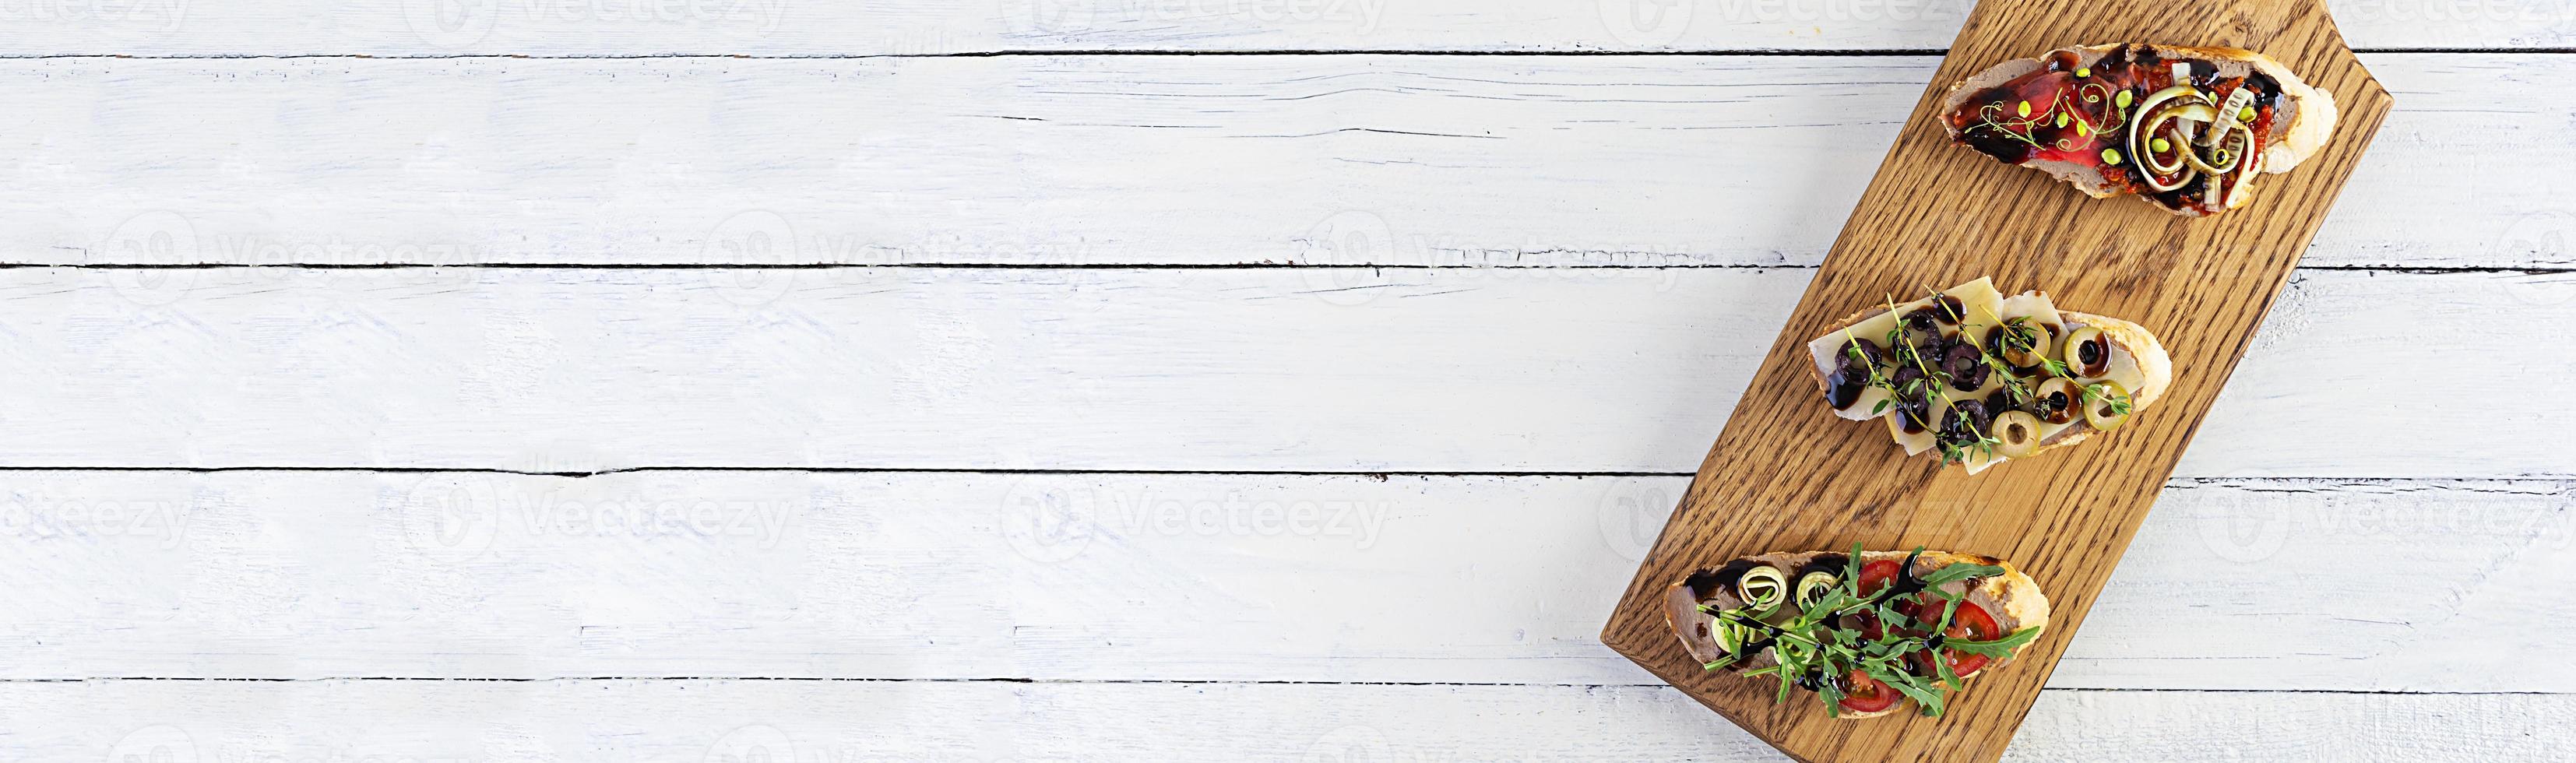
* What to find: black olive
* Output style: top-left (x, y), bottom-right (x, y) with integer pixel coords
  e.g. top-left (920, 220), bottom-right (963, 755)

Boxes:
top-left (1983, 389), bottom-right (2018, 416)
top-left (1888, 365), bottom-right (1924, 393)
top-left (1941, 342), bottom-right (1989, 392)
top-left (1932, 295), bottom-right (1965, 324)
top-left (1892, 395), bottom-right (1934, 434)
top-left (1838, 338), bottom-right (1885, 373)
top-left (1937, 400), bottom-right (1990, 448)
top-left (1902, 307), bottom-right (1941, 333)
top-left (1824, 367), bottom-right (1867, 410)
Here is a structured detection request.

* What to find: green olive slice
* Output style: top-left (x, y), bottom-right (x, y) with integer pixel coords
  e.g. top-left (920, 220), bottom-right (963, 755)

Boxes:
top-left (2032, 378), bottom-right (2079, 424)
top-left (1992, 410), bottom-right (2043, 458)
top-left (2063, 325), bottom-right (2111, 378)
top-left (2083, 381), bottom-right (2134, 431)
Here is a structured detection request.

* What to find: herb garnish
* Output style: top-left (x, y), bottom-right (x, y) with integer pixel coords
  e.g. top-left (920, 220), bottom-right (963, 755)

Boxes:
top-left (1698, 545), bottom-right (2042, 717)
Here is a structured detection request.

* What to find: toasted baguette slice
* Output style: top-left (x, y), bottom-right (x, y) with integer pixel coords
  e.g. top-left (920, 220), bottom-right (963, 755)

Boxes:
top-left (1665, 550), bottom-right (2051, 719)
top-left (1807, 278), bottom-right (2173, 473)
top-left (1940, 43), bottom-right (2338, 216)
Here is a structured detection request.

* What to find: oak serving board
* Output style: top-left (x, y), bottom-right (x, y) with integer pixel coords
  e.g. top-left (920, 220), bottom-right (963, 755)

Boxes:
top-left (1597, 1), bottom-right (2392, 761)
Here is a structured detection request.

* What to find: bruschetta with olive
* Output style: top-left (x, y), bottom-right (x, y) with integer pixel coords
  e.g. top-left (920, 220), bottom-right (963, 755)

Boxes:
top-left (1807, 277), bottom-right (2171, 473)
top-left (1941, 43), bottom-right (2338, 216)
top-left (1663, 547), bottom-right (2050, 719)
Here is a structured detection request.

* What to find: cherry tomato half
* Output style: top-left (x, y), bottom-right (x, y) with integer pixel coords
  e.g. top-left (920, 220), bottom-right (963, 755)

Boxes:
top-left (1906, 600), bottom-right (2003, 678)
top-left (1839, 669), bottom-right (1900, 714)
top-left (1857, 559), bottom-right (1904, 598)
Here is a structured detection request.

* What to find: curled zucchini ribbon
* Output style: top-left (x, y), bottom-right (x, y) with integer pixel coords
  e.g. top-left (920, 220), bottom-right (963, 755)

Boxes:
top-left (2124, 83), bottom-right (2261, 206)
top-left (1710, 565), bottom-right (1793, 661)
top-left (1736, 565), bottom-right (1789, 616)
top-left (1794, 571), bottom-right (1839, 610)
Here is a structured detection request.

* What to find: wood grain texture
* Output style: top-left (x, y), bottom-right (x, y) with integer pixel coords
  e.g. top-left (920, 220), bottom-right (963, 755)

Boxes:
top-left (0, 680), bottom-right (2565, 762)
top-left (1599, 2), bottom-right (2398, 761)
top-left (6, 0), bottom-right (2574, 55)
top-left (8, 54), bottom-right (2568, 269)
top-left (3, 470), bottom-right (2567, 689)
top-left (5, 268), bottom-right (2566, 476)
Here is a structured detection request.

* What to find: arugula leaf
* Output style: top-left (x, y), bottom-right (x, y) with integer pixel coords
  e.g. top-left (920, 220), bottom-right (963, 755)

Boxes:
top-left (1944, 626), bottom-right (2043, 657)
top-left (1916, 562), bottom-right (2004, 589)
top-left (1862, 662), bottom-right (1946, 716)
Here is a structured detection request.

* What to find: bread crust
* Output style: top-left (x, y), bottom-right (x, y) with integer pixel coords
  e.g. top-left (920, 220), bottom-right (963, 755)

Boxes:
top-left (1663, 550), bottom-right (2052, 719)
top-left (1939, 43), bottom-right (2339, 215)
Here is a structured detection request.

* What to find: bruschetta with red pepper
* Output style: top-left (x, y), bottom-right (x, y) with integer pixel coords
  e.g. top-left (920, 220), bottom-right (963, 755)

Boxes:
top-left (1941, 43), bottom-right (2338, 216)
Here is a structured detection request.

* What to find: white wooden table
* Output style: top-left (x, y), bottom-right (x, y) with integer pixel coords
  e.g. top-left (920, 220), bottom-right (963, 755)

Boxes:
top-left (5, 3), bottom-right (2573, 761)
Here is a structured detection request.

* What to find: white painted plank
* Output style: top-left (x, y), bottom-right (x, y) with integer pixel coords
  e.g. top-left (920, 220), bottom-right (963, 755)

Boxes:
top-left (5, 470), bottom-right (2567, 690)
top-left (0, 680), bottom-right (2565, 762)
top-left (0, 267), bottom-right (2567, 476)
top-left (9, 0), bottom-right (2575, 55)
top-left (12, 54), bottom-right (2572, 269)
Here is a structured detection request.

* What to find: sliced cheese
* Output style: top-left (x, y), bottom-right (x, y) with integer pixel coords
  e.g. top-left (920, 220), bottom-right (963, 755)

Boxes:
top-left (1805, 277), bottom-right (2005, 423)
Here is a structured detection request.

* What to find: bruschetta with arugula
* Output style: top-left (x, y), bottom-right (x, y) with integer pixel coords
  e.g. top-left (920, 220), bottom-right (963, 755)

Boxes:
top-left (1664, 547), bottom-right (2050, 718)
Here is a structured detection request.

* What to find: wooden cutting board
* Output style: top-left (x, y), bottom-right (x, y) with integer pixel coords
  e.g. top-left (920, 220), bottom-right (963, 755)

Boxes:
top-left (1596, 2), bottom-right (2392, 761)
